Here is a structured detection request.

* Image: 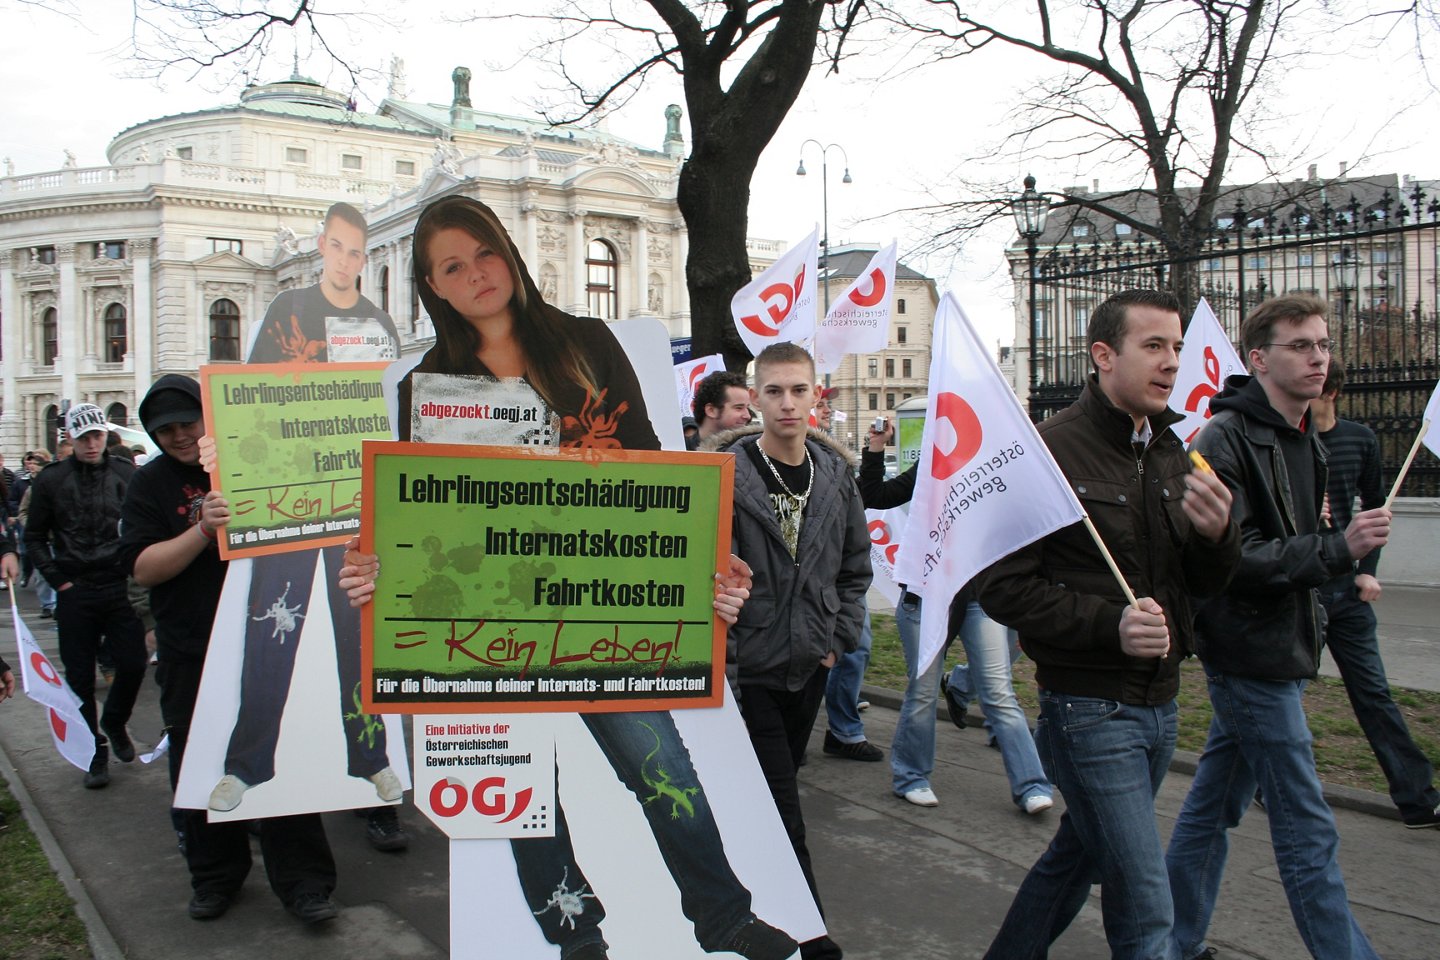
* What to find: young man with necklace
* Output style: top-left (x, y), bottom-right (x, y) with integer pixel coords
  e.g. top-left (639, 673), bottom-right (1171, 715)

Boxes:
top-left (701, 342), bottom-right (871, 960)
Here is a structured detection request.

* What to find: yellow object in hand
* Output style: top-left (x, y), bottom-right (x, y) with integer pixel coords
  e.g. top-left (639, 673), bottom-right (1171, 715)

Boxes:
top-left (1189, 449), bottom-right (1214, 474)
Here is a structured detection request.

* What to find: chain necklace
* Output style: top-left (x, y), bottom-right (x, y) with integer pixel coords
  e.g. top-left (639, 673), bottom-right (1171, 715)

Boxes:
top-left (758, 442), bottom-right (813, 556)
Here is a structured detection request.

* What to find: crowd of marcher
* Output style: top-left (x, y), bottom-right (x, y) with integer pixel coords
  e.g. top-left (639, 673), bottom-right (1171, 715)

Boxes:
top-left (2, 203), bottom-right (1435, 960)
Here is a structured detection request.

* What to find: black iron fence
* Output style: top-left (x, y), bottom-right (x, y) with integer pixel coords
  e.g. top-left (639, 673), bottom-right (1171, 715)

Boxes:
top-left (1025, 184), bottom-right (1440, 497)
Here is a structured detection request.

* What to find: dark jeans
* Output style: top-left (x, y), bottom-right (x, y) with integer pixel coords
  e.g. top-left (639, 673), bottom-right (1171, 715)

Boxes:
top-left (158, 660), bottom-right (335, 904)
top-left (56, 579), bottom-right (147, 743)
top-left (739, 671), bottom-right (842, 960)
top-left (224, 546), bottom-right (388, 785)
top-left (513, 711), bottom-right (755, 956)
top-left (1321, 580), bottom-right (1439, 819)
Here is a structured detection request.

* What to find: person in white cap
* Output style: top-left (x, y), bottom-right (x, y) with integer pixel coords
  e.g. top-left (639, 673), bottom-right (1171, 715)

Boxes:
top-left (23, 402), bottom-right (147, 789)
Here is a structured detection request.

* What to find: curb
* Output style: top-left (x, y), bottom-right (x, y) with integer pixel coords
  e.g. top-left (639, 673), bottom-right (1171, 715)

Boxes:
top-left (858, 682), bottom-right (1401, 823)
top-left (0, 740), bottom-right (127, 960)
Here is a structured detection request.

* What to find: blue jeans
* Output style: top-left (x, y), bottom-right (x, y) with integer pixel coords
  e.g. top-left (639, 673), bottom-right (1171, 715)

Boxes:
top-left (34, 570), bottom-right (56, 608)
top-left (985, 692), bottom-right (1179, 960)
top-left (1166, 667), bottom-right (1379, 960)
top-left (825, 607), bottom-right (872, 743)
top-left (1320, 580), bottom-right (1439, 819)
top-left (890, 595), bottom-right (937, 793)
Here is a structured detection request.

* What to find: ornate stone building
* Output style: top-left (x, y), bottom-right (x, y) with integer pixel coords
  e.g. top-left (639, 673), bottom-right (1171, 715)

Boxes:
top-left (0, 66), bottom-right (709, 454)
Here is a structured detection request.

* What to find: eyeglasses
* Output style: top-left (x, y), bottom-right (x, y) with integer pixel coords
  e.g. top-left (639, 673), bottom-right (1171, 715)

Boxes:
top-left (1261, 339), bottom-right (1332, 356)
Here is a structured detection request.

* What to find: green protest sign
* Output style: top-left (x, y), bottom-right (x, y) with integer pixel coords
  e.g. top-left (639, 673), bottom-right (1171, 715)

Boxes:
top-left (361, 442), bottom-right (733, 714)
top-left (200, 362), bottom-right (393, 559)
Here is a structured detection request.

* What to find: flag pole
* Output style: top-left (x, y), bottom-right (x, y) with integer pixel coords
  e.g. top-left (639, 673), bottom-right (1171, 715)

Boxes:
top-left (1384, 420), bottom-right (1429, 510)
top-left (1080, 514), bottom-right (1139, 609)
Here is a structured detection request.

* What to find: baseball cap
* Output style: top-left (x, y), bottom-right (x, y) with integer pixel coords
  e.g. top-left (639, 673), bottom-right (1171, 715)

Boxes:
top-left (65, 403), bottom-right (108, 438)
top-left (140, 389), bottom-right (204, 433)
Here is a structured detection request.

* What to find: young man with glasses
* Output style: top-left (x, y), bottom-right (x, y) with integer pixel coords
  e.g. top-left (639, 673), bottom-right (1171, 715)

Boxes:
top-left (1167, 295), bottom-right (1390, 960)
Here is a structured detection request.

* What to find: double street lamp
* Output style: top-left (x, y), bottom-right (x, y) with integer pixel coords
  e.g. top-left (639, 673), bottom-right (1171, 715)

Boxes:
top-left (1013, 175), bottom-right (1050, 419)
top-left (796, 140), bottom-right (853, 315)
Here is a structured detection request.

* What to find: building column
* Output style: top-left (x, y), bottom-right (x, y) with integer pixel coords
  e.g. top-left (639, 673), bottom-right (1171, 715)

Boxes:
top-left (632, 218), bottom-right (649, 318)
top-left (58, 243), bottom-right (80, 403)
top-left (131, 239), bottom-right (154, 404)
top-left (0, 251), bottom-right (20, 453)
top-left (570, 210), bottom-right (587, 315)
top-left (673, 225), bottom-right (690, 334)
top-left (520, 199), bottom-right (539, 280)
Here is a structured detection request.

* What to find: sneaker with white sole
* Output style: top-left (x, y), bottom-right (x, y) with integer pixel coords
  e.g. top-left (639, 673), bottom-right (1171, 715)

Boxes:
top-left (1022, 794), bottom-right (1054, 815)
top-left (368, 766), bottom-right (404, 802)
top-left (208, 774), bottom-right (250, 812)
top-left (898, 786), bottom-right (939, 807)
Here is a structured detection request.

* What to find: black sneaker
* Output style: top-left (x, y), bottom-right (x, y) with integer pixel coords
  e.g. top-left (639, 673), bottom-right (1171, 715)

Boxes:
top-left (1403, 803), bottom-right (1440, 829)
top-left (83, 746), bottom-right (111, 789)
top-left (102, 720), bottom-right (136, 763)
top-left (941, 674), bottom-right (969, 730)
top-left (1187, 949), bottom-right (1219, 960)
top-left (723, 917), bottom-right (798, 960)
top-left (188, 890), bottom-right (232, 920)
top-left (364, 806), bottom-right (410, 852)
top-left (287, 892), bottom-right (339, 924)
top-left (821, 730), bottom-right (882, 762)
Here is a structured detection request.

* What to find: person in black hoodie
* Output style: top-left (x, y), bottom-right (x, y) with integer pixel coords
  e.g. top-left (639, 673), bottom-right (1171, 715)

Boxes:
top-left (1166, 295), bottom-right (1390, 960)
top-left (119, 375), bottom-right (339, 923)
top-left (25, 402), bottom-right (145, 789)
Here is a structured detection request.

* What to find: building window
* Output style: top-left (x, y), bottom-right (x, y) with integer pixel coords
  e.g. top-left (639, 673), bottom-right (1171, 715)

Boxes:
top-left (868, 393), bottom-right (878, 411)
top-left (868, 358), bottom-right (878, 378)
top-left (586, 239), bottom-right (619, 321)
top-left (176, 146), bottom-right (194, 160)
top-left (1244, 256), bottom-right (1269, 269)
top-left (1035, 305), bottom-right (1050, 339)
top-left (209, 238), bottom-right (243, 255)
top-left (285, 146), bottom-right (308, 165)
top-left (97, 240), bottom-right (126, 260)
top-left (209, 298), bottom-right (241, 361)
top-left (1073, 307), bottom-right (1090, 339)
top-left (1298, 253), bottom-right (1314, 267)
top-left (886, 392), bottom-right (895, 408)
top-left (41, 307), bottom-right (58, 365)
top-left (902, 358), bottom-right (912, 378)
top-left (104, 303), bottom-right (127, 362)
top-left (1371, 249), bottom-right (1390, 264)
top-left (341, 153), bottom-right (363, 172)
top-left (1201, 258), bottom-right (1223, 272)
top-left (34, 246), bottom-right (56, 265)
top-left (897, 299), bottom-right (907, 315)
top-left (395, 159), bottom-right (416, 177)
top-left (1116, 222), bottom-right (1133, 236)
top-left (885, 358), bottom-right (895, 377)
top-left (379, 265), bottom-right (390, 313)
top-left (897, 326), bottom-right (907, 344)
top-left (1072, 222), bottom-right (1090, 238)
top-left (106, 403), bottom-right (128, 426)
top-left (903, 392), bottom-right (912, 401)
top-left (44, 405), bottom-right (59, 454)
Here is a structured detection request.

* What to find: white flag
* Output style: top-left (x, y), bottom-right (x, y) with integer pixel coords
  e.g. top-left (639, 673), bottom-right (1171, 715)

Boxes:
top-left (674, 353), bottom-right (726, 421)
top-left (731, 226), bottom-right (819, 356)
top-left (11, 602), bottom-right (96, 771)
top-left (1171, 297), bottom-right (1244, 445)
top-left (814, 242), bottom-right (898, 375)
top-left (865, 505), bottom-right (907, 607)
top-left (1420, 382), bottom-right (1440, 460)
top-left (893, 293), bottom-right (1085, 677)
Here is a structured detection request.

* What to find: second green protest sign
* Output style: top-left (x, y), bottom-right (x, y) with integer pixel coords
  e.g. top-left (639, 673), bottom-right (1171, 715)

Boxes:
top-left (361, 442), bottom-right (733, 713)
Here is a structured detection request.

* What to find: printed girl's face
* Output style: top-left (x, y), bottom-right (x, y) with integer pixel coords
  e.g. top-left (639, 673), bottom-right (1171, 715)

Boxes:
top-left (425, 226), bottom-right (516, 327)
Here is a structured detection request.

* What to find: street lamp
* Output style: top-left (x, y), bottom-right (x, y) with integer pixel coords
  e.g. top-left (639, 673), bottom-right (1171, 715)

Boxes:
top-left (1330, 246), bottom-right (1359, 357)
top-left (1013, 174), bottom-right (1050, 419)
top-left (797, 140), bottom-right (852, 397)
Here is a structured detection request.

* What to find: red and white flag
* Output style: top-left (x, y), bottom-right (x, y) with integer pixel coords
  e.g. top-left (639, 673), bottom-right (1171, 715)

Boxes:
top-left (865, 505), bottom-right (907, 607)
top-left (731, 227), bottom-right (819, 357)
top-left (1171, 298), bottom-right (1244, 445)
top-left (894, 293), bottom-right (1085, 677)
top-left (11, 601), bottom-right (96, 771)
top-left (674, 353), bottom-right (726, 422)
top-left (814, 242), bottom-right (897, 375)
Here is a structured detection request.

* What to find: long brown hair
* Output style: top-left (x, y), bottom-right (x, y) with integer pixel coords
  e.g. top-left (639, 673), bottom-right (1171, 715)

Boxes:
top-left (411, 195), bottom-right (598, 406)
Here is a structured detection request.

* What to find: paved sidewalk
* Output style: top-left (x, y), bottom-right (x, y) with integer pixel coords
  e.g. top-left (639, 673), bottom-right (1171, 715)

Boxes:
top-left (2, 583), bottom-right (1437, 959)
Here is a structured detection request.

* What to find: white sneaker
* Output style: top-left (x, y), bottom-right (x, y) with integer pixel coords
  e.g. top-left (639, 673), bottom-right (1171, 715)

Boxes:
top-left (1023, 794), bottom-right (1054, 815)
top-left (369, 766), bottom-right (404, 802)
top-left (898, 786), bottom-right (939, 807)
top-left (208, 774), bottom-right (250, 812)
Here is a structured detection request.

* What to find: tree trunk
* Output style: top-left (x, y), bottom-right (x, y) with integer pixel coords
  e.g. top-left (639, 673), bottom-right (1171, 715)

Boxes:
top-left (679, 154), bottom-right (756, 372)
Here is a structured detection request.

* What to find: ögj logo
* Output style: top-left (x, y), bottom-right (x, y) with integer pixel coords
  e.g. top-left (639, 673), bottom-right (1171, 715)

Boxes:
top-left (430, 776), bottom-right (533, 823)
top-left (1183, 345), bottom-right (1223, 443)
top-left (931, 392), bottom-right (984, 481)
top-left (848, 267), bottom-right (887, 307)
top-left (688, 361), bottom-right (713, 392)
top-left (867, 518), bottom-right (900, 564)
top-left (31, 650), bottom-right (63, 687)
top-left (739, 265), bottom-right (807, 338)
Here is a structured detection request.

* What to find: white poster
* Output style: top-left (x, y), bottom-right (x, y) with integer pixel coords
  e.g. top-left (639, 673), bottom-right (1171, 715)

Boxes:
top-left (414, 713), bottom-right (558, 839)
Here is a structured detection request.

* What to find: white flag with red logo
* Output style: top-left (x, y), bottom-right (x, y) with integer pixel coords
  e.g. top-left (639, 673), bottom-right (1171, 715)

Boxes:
top-left (11, 601), bottom-right (96, 771)
top-left (1171, 297), bottom-right (1244, 446)
top-left (674, 353), bottom-right (726, 422)
top-left (894, 293), bottom-right (1085, 677)
top-left (814, 242), bottom-right (897, 375)
top-left (731, 227), bottom-right (819, 357)
top-left (865, 505), bottom-right (907, 607)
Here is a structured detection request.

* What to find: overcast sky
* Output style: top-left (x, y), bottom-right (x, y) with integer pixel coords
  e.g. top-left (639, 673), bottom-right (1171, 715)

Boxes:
top-left (3, 1), bottom-right (1436, 346)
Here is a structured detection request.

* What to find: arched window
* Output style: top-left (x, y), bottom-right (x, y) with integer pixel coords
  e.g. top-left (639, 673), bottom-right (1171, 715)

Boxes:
top-left (106, 403), bottom-right (129, 426)
top-left (586, 239), bottom-right (618, 320)
top-left (43, 404), bottom-right (59, 454)
top-left (104, 302), bottom-right (127, 362)
top-left (209, 298), bottom-right (241, 361)
top-left (41, 307), bottom-right (58, 366)
top-left (379, 265), bottom-right (390, 314)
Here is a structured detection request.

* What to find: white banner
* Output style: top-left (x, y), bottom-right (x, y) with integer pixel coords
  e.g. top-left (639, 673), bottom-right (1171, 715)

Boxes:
top-left (865, 505), bottom-right (907, 607)
top-left (413, 714), bottom-right (557, 839)
top-left (1421, 381), bottom-right (1440, 460)
top-left (674, 353), bottom-right (726, 423)
top-left (894, 293), bottom-right (1085, 677)
top-left (1171, 297), bottom-right (1244, 446)
top-left (11, 602), bottom-right (96, 771)
top-left (731, 227), bottom-right (819, 356)
top-left (814, 242), bottom-right (897, 375)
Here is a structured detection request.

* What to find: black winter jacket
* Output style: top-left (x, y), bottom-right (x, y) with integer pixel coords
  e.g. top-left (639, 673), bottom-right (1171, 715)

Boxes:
top-left (24, 454), bottom-right (136, 588)
top-left (1191, 376), bottom-right (1353, 680)
top-left (978, 377), bottom-right (1240, 705)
